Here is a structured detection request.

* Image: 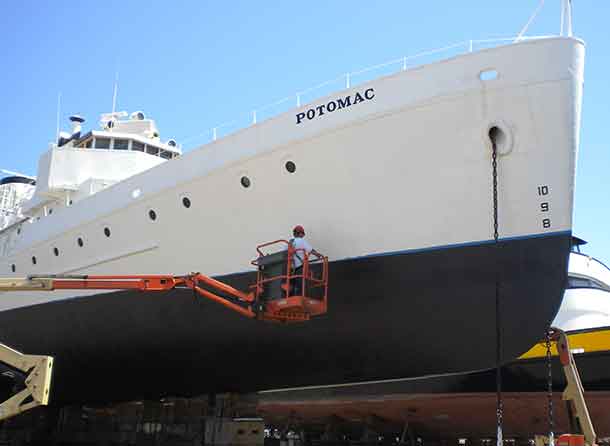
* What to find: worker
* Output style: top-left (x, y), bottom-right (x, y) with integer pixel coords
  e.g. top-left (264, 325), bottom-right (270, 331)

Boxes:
top-left (289, 225), bottom-right (318, 296)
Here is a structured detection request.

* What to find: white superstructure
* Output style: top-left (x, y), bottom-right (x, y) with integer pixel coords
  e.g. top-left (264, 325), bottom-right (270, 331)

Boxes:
top-left (12, 112), bottom-right (180, 229)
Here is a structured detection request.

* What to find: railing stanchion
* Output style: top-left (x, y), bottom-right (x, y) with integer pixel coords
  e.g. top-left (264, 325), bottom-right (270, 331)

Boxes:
top-left (252, 110), bottom-right (257, 125)
top-left (402, 56), bottom-right (407, 71)
top-left (296, 93), bottom-right (301, 107)
top-left (346, 73), bottom-right (350, 89)
top-left (212, 127), bottom-right (217, 141)
top-left (469, 40), bottom-right (473, 52)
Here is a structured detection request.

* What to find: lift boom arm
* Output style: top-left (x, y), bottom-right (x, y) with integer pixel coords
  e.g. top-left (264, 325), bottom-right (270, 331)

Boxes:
top-left (0, 273), bottom-right (257, 317)
top-left (551, 328), bottom-right (597, 446)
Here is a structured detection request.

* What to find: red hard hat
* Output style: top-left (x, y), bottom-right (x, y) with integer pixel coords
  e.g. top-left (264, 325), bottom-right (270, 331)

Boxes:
top-left (293, 225), bottom-right (305, 235)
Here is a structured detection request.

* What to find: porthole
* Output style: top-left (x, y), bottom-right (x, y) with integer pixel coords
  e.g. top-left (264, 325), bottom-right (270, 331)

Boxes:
top-left (11, 264), bottom-right (15, 273)
top-left (16, 228), bottom-right (21, 235)
top-left (240, 176), bottom-right (251, 188)
top-left (285, 161), bottom-right (296, 173)
top-left (68, 200), bottom-right (73, 206)
top-left (149, 210), bottom-right (157, 221)
top-left (53, 247), bottom-right (59, 256)
top-left (32, 256), bottom-right (37, 265)
top-left (48, 208), bottom-right (53, 215)
top-left (104, 227), bottom-right (111, 237)
top-left (479, 69), bottom-right (498, 81)
top-left (182, 197), bottom-right (191, 208)
top-left (77, 237), bottom-right (84, 247)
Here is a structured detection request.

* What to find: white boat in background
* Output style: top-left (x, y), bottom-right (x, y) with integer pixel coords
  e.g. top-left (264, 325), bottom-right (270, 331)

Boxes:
top-left (0, 3), bottom-right (587, 403)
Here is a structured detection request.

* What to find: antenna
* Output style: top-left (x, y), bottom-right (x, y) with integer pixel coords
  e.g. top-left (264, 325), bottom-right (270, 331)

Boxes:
top-left (55, 92), bottom-right (61, 143)
top-left (111, 71), bottom-right (119, 114)
top-left (561, 0), bottom-right (573, 37)
top-left (514, 0), bottom-right (545, 42)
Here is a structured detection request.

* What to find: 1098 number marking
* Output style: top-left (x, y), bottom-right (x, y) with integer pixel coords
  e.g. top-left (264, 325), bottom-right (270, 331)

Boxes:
top-left (537, 185), bottom-right (551, 229)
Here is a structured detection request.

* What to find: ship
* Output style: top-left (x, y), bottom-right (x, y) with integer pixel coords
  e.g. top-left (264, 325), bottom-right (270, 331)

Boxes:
top-left (0, 6), bottom-right (585, 404)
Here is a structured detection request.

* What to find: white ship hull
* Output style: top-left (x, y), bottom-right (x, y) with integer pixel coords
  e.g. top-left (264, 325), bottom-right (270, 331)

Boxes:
top-left (0, 37), bottom-right (585, 403)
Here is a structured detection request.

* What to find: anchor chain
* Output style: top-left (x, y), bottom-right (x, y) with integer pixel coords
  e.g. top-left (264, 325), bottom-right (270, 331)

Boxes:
top-left (546, 329), bottom-right (555, 446)
top-left (491, 135), bottom-right (503, 446)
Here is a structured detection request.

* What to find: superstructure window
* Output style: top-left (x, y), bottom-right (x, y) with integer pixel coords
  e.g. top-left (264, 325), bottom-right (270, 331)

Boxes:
top-left (160, 150), bottom-right (172, 160)
top-left (95, 138), bottom-right (110, 149)
top-left (567, 276), bottom-right (607, 291)
top-left (114, 139), bottom-right (129, 150)
top-left (146, 145), bottom-right (159, 155)
top-left (78, 139), bottom-right (93, 149)
top-left (132, 141), bottom-right (144, 151)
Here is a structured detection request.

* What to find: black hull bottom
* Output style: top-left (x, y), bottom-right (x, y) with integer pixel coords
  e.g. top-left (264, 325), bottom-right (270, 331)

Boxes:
top-left (0, 233), bottom-right (570, 404)
top-left (258, 350), bottom-right (610, 405)
top-left (257, 349), bottom-right (610, 439)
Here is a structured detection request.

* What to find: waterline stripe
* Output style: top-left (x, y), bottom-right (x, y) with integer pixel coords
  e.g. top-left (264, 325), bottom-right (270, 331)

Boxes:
top-left (343, 230), bottom-right (572, 262)
top-left (219, 230), bottom-right (572, 278)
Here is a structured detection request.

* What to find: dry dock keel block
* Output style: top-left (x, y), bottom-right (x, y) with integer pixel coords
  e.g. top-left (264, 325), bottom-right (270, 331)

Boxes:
top-left (0, 342), bottom-right (53, 421)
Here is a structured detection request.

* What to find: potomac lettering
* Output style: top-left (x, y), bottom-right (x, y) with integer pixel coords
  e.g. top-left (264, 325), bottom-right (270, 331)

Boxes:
top-left (337, 96), bottom-right (351, 109)
top-left (296, 87), bottom-right (375, 124)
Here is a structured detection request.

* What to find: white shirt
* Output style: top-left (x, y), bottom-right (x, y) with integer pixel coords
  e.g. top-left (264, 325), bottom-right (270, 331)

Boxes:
top-left (291, 237), bottom-right (313, 269)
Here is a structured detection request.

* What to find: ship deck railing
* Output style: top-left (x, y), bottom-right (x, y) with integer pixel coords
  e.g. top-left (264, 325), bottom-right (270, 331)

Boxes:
top-left (179, 34), bottom-right (554, 148)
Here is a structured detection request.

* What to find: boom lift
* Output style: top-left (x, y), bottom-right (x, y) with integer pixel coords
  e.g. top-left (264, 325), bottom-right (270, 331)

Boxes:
top-left (0, 240), bottom-right (328, 421)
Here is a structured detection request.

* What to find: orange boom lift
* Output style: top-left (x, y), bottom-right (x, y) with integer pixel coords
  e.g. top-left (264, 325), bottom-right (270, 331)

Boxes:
top-left (0, 240), bottom-right (329, 323)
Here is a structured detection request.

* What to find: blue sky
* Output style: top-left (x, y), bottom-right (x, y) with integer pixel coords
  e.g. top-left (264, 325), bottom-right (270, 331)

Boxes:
top-left (1, 1), bottom-right (608, 264)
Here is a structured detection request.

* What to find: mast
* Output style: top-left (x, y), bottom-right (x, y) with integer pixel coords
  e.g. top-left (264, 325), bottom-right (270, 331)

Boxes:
top-left (560, 0), bottom-right (573, 37)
